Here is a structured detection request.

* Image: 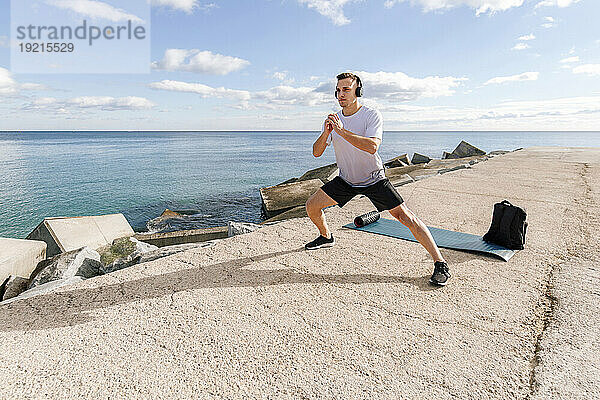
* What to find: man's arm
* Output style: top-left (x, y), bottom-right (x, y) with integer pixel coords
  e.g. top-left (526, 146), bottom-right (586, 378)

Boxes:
top-left (313, 120), bottom-right (333, 157)
top-left (312, 130), bottom-right (331, 157)
top-left (327, 113), bottom-right (381, 155)
top-left (336, 129), bottom-right (380, 155)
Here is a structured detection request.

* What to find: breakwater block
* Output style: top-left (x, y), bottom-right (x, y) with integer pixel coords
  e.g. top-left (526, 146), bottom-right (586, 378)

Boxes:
top-left (260, 178), bottom-right (324, 218)
top-left (26, 213), bottom-right (134, 258)
top-left (133, 226), bottom-right (228, 247)
top-left (0, 238), bottom-right (47, 282)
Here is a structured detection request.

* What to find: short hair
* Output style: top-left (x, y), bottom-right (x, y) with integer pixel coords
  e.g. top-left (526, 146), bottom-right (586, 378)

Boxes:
top-left (336, 72), bottom-right (359, 85)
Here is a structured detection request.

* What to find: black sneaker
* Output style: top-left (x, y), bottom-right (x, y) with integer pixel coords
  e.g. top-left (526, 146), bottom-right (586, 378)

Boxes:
top-left (305, 234), bottom-right (335, 250)
top-left (429, 261), bottom-right (451, 286)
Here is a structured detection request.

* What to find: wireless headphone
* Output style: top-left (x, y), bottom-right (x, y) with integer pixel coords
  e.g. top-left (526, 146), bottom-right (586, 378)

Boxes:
top-left (335, 75), bottom-right (363, 98)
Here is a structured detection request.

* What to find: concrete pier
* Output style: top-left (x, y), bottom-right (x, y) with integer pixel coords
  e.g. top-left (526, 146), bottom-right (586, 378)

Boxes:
top-left (0, 146), bottom-right (598, 399)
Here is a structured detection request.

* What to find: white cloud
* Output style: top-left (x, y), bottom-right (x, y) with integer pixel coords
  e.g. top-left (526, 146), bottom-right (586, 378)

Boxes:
top-left (560, 56), bottom-right (580, 63)
top-left (20, 83), bottom-right (48, 90)
top-left (518, 34), bottom-right (535, 41)
top-left (297, 0), bottom-right (355, 26)
top-left (253, 85), bottom-right (329, 107)
top-left (152, 49), bottom-right (250, 75)
top-left (378, 95), bottom-right (600, 130)
top-left (273, 71), bottom-right (288, 81)
top-left (272, 71), bottom-right (295, 84)
top-left (573, 64), bottom-right (600, 76)
top-left (512, 43), bottom-right (530, 50)
top-left (150, 70), bottom-right (464, 110)
top-left (0, 68), bottom-right (19, 95)
top-left (484, 71), bottom-right (539, 85)
top-left (149, 80), bottom-right (252, 101)
top-left (45, 0), bottom-right (144, 23)
top-left (314, 70), bottom-right (465, 101)
top-left (542, 16), bottom-right (555, 28)
top-left (149, 80), bottom-right (328, 109)
top-left (384, 0), bottom-right (524, 16)
top-left (535, 0), bottom-right (580, 8)
top-left (151, 0), bottom-right (217, 13)
top-left (23, 96), bottom-right (155, 111)
top-left (492, 96), bottom-right (600, 118)
top-left (0, 67), bottom-right (47, 96)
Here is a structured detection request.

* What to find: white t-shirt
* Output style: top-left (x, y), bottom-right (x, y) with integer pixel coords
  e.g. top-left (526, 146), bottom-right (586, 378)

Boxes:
top-left (322, 104), bottom-right (385, 187)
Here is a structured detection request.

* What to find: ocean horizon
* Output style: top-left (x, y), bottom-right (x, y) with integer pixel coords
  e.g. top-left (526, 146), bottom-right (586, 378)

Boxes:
top-left (1, 130), bottom-right (598, 239)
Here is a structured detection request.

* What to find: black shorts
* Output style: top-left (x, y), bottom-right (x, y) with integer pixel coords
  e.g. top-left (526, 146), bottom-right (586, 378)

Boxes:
top-left (321, 176), bottom-right (404, 212)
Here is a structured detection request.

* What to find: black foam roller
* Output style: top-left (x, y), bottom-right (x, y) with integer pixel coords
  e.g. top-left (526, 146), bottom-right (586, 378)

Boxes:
top-left (354, 211), bottom-right (380, 228)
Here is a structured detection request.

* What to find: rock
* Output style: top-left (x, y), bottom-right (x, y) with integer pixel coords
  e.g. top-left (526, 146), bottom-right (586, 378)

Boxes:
top-left (138, 242), bottom-right (214, 264)
top-left (384, 154), bottom-right (410, 168)
top-left (159, 209), bottom-right (182, 219)
top-left (99, 237), bottom-right (158, 275)
top-left (424, 157), bottom-right (481, 169)
top-left (1, 276), bottom-right (84, 304)
top-left (260, 179), bottom-right (324, 218)
top-left (227, 221), bottom-right (262, 237)
top-left (146, 209), bottom-right (189, 233)
top-left (261, 205), bottom-right (308, 224)
top-left (468, 157), bottom-right (488, 165)
top-left (450, 140), bottom-right (486, 158)
top-left (439, 164), bottom-right (471, 174)
top-left (488, 150), bottom-right (510, 156)
top-left (2, 276), bottom-right (29, 301)
top-left (388, 174), bottom-right (414, 187)
top-left (27, 246), bottom-right (102, 290)
top-left (385, 164), bottom-right (430, 181)
top-left (411, 153), bottom-right (431, 164)
top-left (442, 151), bottom-right (460, 159)
top-left (299, 163), bottom-right (338, 183)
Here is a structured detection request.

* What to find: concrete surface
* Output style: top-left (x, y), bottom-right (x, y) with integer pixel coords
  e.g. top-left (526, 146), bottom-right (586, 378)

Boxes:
top-left (26, 213), bottom-right (134, 258)
top-left (0, 238), bottom-right (46, 282)
top-left (0, 146), bottom-right (598, 399)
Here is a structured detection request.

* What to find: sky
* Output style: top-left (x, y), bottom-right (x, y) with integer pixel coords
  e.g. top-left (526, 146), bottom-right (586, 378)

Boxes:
top-left (0, 0), bottom-right (599, 131)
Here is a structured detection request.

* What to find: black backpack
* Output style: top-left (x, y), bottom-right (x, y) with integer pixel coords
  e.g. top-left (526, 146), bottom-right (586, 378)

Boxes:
top-left (483, 200), bottom-right (528, 250)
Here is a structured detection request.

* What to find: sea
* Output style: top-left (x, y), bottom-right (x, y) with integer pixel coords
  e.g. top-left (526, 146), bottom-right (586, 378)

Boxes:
top-left (0, 131), bottom-right (598, 239)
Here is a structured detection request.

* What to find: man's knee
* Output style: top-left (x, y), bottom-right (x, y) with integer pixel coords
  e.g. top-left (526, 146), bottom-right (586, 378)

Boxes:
top-left (306, 191), bottom-right (323, 214)
top-left (306, 189), bottom-right (334, 214)
top-left (390, 203), bottom-right (415, 226)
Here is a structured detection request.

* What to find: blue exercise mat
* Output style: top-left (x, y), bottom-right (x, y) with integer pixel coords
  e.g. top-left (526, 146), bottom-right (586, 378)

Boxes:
top-left (343, 218), bottom-right (516, 261)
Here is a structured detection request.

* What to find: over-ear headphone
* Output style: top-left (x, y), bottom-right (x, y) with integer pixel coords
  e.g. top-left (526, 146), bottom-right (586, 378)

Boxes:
top-left (335, 75), bottom-right (363, 98)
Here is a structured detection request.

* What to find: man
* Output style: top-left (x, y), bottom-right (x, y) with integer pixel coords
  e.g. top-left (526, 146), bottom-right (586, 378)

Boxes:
top-left (304, 72), bottom-right (451, 286)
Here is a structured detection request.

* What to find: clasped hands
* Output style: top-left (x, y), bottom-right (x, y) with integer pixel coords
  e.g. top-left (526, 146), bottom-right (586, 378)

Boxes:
top-left (325, 114), bottom-right (343, 134)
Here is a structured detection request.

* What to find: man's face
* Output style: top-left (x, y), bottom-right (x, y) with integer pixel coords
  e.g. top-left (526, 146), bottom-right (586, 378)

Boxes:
top-left (336, 77), bottom-right (357, 106)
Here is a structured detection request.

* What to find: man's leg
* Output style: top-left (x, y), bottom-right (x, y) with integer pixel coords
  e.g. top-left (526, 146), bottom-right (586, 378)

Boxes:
top-left (389, 203), bottom-right (445, 263)
top-left (305, 188), bottom-right (338, 239)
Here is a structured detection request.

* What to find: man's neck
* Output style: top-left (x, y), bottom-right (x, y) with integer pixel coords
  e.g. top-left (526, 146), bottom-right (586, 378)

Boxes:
top-left (342, 101), bottom-right (361, 116)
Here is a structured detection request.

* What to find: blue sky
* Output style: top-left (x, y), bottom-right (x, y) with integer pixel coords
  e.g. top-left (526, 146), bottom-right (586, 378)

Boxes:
top-left (0, 0), bottom-right (599, 131)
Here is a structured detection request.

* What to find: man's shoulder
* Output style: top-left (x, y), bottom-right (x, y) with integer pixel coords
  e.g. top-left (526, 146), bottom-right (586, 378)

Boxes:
top-left (361, 104), bottom-right (382, 118)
